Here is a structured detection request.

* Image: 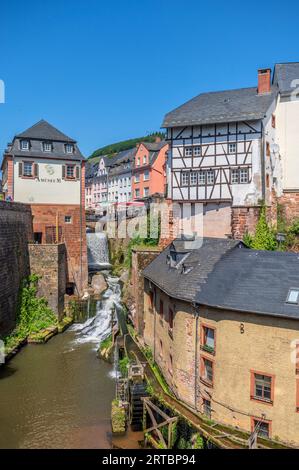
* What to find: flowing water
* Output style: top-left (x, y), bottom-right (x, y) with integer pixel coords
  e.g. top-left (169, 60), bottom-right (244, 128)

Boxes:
top-left (0, 275), bottom-right (121, 449)
top-left (87, 232), bottom-right (111, 271)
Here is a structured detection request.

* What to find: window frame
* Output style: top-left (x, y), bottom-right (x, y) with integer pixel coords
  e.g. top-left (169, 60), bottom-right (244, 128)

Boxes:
top-left (251, 417), bottom-right (272, 439)
top-left (286, 288), bottom-right (299, 305)
top-left (200, 355), bottom-right (214, 387)
top-left (198, 170), bottom-right (206, 186)
top-left (64, 215), bottom-right (72, 224)
top-left (200, 323), bottom-right (216, 355)
top-left (65, 164), bottom-right (76, 180)
top-left (190, 171), bottom-right (197, 186)
top-left (43, 141), bottom-right (52, 152)
top-left (184, 147), bottom-right (193, 157)
top-left (250, 370), bottom-right (275, 405)
top-left (22, 161), bottom-right (34, 178)
top-left (65, 143), bottom-right (74, 154)
top-left (143, 170), bottom-right (150, 181)
top-left (20, 139), bottom-right (30, 151)
top-left (181, 171), bottom-right (189, 186)
top-left (228, 142), bottom-right (237, 154)
top-left (206, 170), bottom-right (215, 185)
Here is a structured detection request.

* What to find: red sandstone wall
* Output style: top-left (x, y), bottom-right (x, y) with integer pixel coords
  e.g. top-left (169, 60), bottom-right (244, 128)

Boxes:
top-left (279, 192), bottom-right (299, 223)
top-left (30, 204), bottom-right (88, 295)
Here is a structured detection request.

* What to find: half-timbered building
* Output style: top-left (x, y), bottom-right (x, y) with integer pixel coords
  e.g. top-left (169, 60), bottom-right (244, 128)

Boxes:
top-left (162, 69), bottom-right (282, 238)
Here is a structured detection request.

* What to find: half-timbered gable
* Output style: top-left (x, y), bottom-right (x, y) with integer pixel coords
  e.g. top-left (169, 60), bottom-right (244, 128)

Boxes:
top-left (163, 69), bottom-right (281, 238)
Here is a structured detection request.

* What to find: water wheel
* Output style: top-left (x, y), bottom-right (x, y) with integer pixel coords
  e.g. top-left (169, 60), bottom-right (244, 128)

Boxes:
top-left (129, 382), bottom-right (147, 431)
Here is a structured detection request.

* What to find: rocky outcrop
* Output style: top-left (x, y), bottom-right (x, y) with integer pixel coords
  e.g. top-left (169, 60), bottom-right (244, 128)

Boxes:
top-left (91, 273), bottom-right (108, 295)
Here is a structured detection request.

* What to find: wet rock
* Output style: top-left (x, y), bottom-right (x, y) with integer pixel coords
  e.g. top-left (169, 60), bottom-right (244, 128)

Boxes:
top-left (91, 273), bottom-right (108, 295)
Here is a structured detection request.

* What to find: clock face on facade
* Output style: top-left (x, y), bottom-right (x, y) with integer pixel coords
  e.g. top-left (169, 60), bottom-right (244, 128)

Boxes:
top-left (45, 164), bottom-right (55, 176)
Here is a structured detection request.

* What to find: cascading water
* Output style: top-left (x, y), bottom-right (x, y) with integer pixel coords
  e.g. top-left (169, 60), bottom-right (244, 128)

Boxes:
top-left (71, 276), bottom-right (121, 351)
top-left (87, 231), bottom-right (111, 271)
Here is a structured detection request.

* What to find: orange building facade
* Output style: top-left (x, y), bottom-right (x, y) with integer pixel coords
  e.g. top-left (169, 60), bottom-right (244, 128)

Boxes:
top-left (132, 140), bottom-right (168, 200)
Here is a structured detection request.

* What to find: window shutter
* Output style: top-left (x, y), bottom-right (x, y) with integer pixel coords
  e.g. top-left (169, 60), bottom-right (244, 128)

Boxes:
top-left (19, 162), bottom-right (23, 177)
top-left (62, 165), bottom-right (66, 179)
top-left (76, 166), bottom-right (80, 180)
top-left (34, 163), bottom-right (39, 178)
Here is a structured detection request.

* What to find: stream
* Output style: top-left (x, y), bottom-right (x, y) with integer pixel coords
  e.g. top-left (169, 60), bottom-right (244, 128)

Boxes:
top-left (0, 275), bottom-right (121, 449)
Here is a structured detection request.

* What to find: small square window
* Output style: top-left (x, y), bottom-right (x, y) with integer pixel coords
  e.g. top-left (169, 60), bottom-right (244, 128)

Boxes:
top-left (190, 171), bottom-right (197, 186)
top-left (20, 140), bottom-right (29, 151)
top-left (65, 216), bottom-right (72, 224)
top-left (286, 289), bottom-right (299, 304)
top-left (193, 146), bottom-right (201, 156)
top-left (181, 171), bottom-right (189, 186)
top-left (229, 143), bottom-right (237, 154)
top-left (240, 168), bottom-right (249, 184)
top-left (43, 142), bottom-right (52, 152)
top-left (184, 147), bottom-right (193, 157)
top-left (66, 144), bottom-right (73, 154)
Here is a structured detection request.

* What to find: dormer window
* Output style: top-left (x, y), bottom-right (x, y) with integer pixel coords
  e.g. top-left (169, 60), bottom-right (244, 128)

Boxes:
top-left (43, 142), bottom-right (52, 152)
top-left (286, 289), bottom-right (299, 305)
top-left (20, 140), bottom-right (29, 151)
top-left (65, 144), bottom-right (73, 154)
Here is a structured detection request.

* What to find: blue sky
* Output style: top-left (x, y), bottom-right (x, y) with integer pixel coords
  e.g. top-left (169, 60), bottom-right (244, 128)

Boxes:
top-left (1, 0), bottom-right (299, 161)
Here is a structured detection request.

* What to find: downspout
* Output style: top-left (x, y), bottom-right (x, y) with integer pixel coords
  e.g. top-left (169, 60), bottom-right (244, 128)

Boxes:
top-left (193, 302), bottom-right (200, 411)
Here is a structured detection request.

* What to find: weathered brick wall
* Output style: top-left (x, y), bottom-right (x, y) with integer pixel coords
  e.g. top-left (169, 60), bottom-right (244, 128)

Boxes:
top-left (279, 192), bottom-right (299, 223)
top-left (231, 206), bottom-right (261, 239)
top-left (30, 204), bottom-right (88, 295)
top-left (0, 201), bottom-right (33, 336)
top-left (28, 243), bottom-right (66, 319)
top-left (129, 248), bottom-right (161, 336)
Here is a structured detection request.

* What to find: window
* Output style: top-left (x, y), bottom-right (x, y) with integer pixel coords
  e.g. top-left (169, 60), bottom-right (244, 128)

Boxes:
top-left (193, 146), bottom-right (201, 157)
top-left (201, 325), bottom-right (215, 353)
top-left (135, 174), bottom-right (140, 183)
top-left (198, 170), bottom-right (205, 185)
top-left (181, 171), bottom-right (189, 186)
top-left (203, 399), bottom-right (211, 419)
top-left (43, 142), bottom-right (52, 152)
top-left (137, 157), bottom-right (140, 166)
top-left (64, 216), bottom-right (72, 224)
top-left (143, 155), bottom-right (147, 164)
top-left (272, 114), bottom-right (276, 128)
top-left (66, 165), bottom-right (75, 179)
top-left (231, 169), bottom-right (239, 184)
top-left (286, 288), bottom-right (299, 304)
top-left (190, 171), bottom-right (197, 186)
top-left (144, 187), bottom-right (149, 197)
top-left (135, 188), bottom-right (140, 198)
top-left (252, 419), bottom-right (270, 439)
top-left (201, 357), bottom-right (213, 385)
top-left (149, 291), bottom-right (154, 309)
top-left (168, 308), bottom-right (174, 330)
top-left (229, 143), bottom-right (237, 154)
top-left (144, 170), bottom-right (149, 181)
top-left (65, 144), bottom-right (73, 154)
top-left (251, 372), bottom-right (273, 403)
top-left (206, 170), bottom-right (214, 185)
top-left (23, 161), bottom-right (33, 177)
top-left (20, 140), bottom-right (29, 151)
top-left (184, 147), bottom-right (193, 157)
top-left (240, 168), bottom-right (249, 184)
top-left (159, 300), bottom-right (164, 316)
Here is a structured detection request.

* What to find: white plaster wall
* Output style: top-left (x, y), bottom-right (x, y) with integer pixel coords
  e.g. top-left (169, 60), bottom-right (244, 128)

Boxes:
top-left (14, 157), bottom-right (81, 204)
top-left (276, 95), bottom-right (299, 191)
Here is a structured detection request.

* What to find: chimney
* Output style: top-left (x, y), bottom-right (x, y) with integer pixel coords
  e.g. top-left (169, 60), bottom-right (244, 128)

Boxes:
top-left (258, 68), bottom-right (271, 94)
top-left (155, 136), bottom-right (162, 143)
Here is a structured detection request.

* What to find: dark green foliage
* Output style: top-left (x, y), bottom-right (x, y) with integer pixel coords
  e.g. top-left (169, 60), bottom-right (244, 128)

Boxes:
top-left (243, 206), bottom-right (277, 251)
top-left (119, 355), bottom-right (130, 377)
top-left (89, 132), bottom-right (165, 159)
top-left (3, 274), bottom-right (57, 349)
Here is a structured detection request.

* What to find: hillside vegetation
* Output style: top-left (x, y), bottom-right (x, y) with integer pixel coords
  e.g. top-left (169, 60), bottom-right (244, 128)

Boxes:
top-left (89, 132), bottom-right (165, 159)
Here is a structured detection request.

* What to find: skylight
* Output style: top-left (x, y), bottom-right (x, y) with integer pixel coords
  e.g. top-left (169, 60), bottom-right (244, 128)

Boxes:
top-left (286, 289), bottom-right (299, 305)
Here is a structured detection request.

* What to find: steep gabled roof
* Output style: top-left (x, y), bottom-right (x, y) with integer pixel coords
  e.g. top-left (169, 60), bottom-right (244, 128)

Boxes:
top-left (16, 119), bottom-right (76, 142)
top-left (162, 87), bottom-right (276, 128)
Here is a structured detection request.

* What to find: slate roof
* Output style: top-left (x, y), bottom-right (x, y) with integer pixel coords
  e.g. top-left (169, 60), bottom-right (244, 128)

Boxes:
top-left (162, 87), bottom-right (276, 127)
top-left (142, 141), bottom-right (167, 152)
top-left (143, 238), bottom-right (299, 320)
top-left (274, 62), bottom-right (299, 95)
top-left (16, 119), bottom-right (76, 142)
top-left (143, 238), bottom-right (241, 303)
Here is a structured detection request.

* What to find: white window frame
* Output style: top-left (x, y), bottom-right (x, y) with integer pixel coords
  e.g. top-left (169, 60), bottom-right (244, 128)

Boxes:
top-left (240, 168), bottom-right (249, 184)
top-left (193, 146), bottom-right (201, 157)
top-left (135, 174), bottom-right (140, 183)
top-left (181, 171), bottom-right (189, 186)
top-left (190, 171), bottom-right (197, 186)
top-left (198, 170), bottom-right (205, 185)
top-left (64, 215), bottom-right (72, 224)
top-left (20, 140), bottom-right (29, 151)
top-left (144, 170), bottom-right (149, 181)
top-left (206, 170), bottom-right (215, 185)
top-left (286, 289), bottom-right (299, 304)
top-left (43, 142), bottom-right (52, 152)
top-left (144, 187), bottom-right (149, 197)
top-left (184, 147), bottom-right (193, 157)
top-left (231, 168), bottom-right (239, 184)
top-left (65, 144), bottom-right (73, 154)
top-left (23, 161), bottom-right (33, 177)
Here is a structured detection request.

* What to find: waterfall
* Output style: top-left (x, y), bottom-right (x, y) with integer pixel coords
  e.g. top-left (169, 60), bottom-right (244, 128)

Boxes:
top-left (86, 231), bottom-right (111, 271)
top-left (70, 276), bottom-right (121, 351)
